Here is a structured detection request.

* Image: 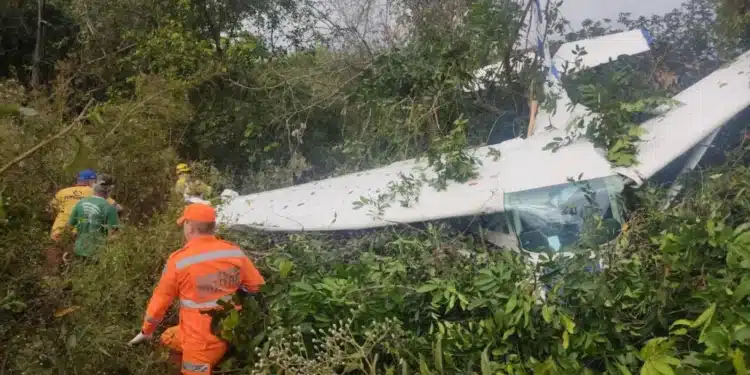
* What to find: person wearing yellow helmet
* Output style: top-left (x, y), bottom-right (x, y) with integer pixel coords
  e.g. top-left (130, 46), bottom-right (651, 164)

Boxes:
top-left (174, 162), bottom-right (212, 201)
top-left (176, 163), bottom-right (191, 175)
top-left (174, 163), bottom-right (193, 196)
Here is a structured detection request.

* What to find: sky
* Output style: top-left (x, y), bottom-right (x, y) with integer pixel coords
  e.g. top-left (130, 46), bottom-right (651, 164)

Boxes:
top-left (560, 0), bottom-right (685, 28)
top-left (258, 0), bottom-right (691, 50)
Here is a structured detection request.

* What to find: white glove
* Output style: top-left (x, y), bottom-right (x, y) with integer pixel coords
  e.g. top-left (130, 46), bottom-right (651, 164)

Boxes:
top-left (128, 331), bottom-right (153, 345)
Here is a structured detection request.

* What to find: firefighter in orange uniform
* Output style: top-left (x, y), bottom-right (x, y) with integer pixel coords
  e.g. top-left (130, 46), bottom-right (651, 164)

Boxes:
top-left (128, 203), bottom-right (265, 374)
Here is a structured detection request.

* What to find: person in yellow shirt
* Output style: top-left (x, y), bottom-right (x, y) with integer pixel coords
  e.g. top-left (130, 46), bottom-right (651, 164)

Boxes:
top-left (45, 169), bottom-right (121, 272)
top-left (174, 163), bottom-right (212, 201)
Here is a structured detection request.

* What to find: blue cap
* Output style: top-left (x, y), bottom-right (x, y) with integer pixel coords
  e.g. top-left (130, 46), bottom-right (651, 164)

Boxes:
top-left (77, 169), bottom-right (97, 181)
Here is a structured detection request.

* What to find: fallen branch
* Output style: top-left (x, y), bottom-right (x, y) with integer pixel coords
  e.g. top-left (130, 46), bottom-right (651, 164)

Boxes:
top-left (0, 99), bottom-right (94, 177)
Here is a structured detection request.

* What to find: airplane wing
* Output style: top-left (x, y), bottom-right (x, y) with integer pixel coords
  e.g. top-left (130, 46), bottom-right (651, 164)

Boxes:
top-left (217, 131), bottom-right (615, 232)
top-left (618, 49), bottom-right (750, 183)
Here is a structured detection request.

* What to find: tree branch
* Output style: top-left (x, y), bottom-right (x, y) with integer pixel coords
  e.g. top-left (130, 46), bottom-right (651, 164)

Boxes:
top-left (502, 0), bottom-right (533, 84)
top-left (31, 0), bottom-right (45, 88)
top-left (0, 99), bottom-right (94, 177)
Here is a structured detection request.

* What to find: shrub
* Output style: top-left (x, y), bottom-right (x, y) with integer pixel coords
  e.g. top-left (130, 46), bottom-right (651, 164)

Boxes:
top-left (211, 158), bottom-right (750, 374)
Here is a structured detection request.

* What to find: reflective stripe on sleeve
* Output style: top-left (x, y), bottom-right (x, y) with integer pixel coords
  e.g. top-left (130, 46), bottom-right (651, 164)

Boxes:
top-left (175, 249), bottom-right (247, 270)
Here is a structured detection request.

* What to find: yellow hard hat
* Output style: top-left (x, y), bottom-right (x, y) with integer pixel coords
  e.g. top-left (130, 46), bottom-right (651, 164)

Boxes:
top-left (176, 163), bottom-right (191, 174)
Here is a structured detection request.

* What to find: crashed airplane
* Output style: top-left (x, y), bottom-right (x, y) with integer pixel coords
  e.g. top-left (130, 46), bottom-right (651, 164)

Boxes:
top-left (215, 19), bottom-right (750, 257)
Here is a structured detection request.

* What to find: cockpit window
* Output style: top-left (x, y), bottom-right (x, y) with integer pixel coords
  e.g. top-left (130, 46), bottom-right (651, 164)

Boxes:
top-left (504, 176), bottom-right (624, 252)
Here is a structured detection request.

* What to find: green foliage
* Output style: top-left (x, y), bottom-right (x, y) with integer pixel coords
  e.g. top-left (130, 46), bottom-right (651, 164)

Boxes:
top-left (715, 0), bottom-right (750, 50)
top-left (548, 0), bottom-right (749, 166)
top-left (124, 19), bottom-right (217, 81)
top-left (543, 48), bottom-right (676, 167)
top-left (351, 116), bottom-right (480, 217)
top-left (3, 205), bottom-right (186, 375)
top-left (0, 71), bottom-right (191, 372)
top-left (423, 117), bottom-right (481, 189)
top-left (80, 75), bottom-right (189, 220)
top-left (0, 0), bottom-right (749, 374)
top-left (206, 156), bottom-right (750, 374)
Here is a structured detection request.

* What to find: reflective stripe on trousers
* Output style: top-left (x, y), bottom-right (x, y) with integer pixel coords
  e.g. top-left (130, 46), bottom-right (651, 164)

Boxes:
top-left (183, 361), bottom-right (210, 373)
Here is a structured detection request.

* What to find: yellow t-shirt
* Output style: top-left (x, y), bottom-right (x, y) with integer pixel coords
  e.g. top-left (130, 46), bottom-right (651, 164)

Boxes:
top-left (50, 185), bottom-right (116, 238)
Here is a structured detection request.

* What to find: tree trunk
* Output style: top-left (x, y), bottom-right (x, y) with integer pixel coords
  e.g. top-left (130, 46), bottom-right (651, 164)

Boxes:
top-left (31, 0), bottom-right (45, 88)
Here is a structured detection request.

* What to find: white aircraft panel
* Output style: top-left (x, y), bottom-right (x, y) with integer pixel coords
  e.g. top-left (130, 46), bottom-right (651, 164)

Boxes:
top-left (217, 130), bottom-right (615, 231)
top-left (624, 50), bottom-right (750, 182)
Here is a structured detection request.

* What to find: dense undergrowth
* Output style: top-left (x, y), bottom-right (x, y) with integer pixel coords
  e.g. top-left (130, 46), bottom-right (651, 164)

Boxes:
top-left (3, 152), bottom-right (750, 374)
top-left (201, 152), bottom-right (750, 375)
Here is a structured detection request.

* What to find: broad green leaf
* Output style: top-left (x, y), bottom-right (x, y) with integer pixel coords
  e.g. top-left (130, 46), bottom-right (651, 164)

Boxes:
top-left (292, 282), bottom-right (316, 292)
top-left (734, 276), bottom-right (750, 303)
top-left (662, 356), bottom-right (680, 367)
top-left (474, 275), bottom-right (495, 286)
top-left (733, 348), bottom-right (748, 375)
top-left (610, 139), bottom-right (626, 153)
top-left (734, 326), bottom-right (750, 342)
top-left (561, 314), bottom-right (576, 333)
top-left (732, 231), bottom-right (750, 250)
top-left (670, 328), bottom-right (688, 336)
top-left (670, 319), bottom-right (693, 329)
top-left (616, 362), bottom-right (633, 375)
top-left (652, 360), bottom-right (675, 375)
top-left (691, 303), bottom-right (716, 328)
top-left (278, 259), bottom-right (294, 279)
top-left (417, 283), bottom-right (440, 293)
top-left (640, 362), bottom-right (657, 375)
top-left (419, 354), bottom-right (431, 375)
top-left (505, 294), bottom-right (517, 313)
top-left (481, 347), bottom-right (492, 375)
top-left (433, 334), bottom-right (443, 374)
top-left (542, 304), bottom-right (554, 323)
top-left (562, 330), bottom-right (570, 349)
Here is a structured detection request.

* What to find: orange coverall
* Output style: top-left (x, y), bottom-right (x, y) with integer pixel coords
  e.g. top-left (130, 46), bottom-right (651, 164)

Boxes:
top-left (141, 235), bottom-right (265, 374)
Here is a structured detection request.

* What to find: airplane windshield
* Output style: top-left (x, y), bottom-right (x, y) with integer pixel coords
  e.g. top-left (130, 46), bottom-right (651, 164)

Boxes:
top-left (504, 176), bottom-right (624, 253)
